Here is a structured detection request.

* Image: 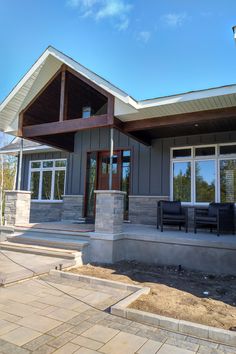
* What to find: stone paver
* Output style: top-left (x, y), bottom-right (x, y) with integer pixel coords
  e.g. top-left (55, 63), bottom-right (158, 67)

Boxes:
top-left (0, 326), bottom-right (42, 346)
top-left (157, 343), bottom-right (195, 354)
top-left (99, 331), bottom-right (147, 354)
top-left (81, 324), bottom-right (118, 343)
top-left (0, 273), bottom-right (235, 354)
top-left (137, 339), bottom-right (162, 353)
top-left (18, 314), bottom-right (61, 333)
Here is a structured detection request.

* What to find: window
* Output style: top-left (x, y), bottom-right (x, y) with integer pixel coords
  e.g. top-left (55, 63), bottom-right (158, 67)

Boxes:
top-left (220, 159), bottom-right (236, 202)
top-left (171, 144), bottom-right (236, 204)
top-left (29, 159), bottom-right (67, 201)
top-left (195, 160), bottom-right (215, 202)
top-left (82, 106), bottom-right (92, 119)
top-left (173, 161), bottom-right (191, 202)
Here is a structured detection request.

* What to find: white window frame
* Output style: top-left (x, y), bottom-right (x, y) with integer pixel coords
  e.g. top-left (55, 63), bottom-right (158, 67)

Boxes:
top-left (170, 143), bottom-right (236, 205)
top-left (28, 159), bottom-right (67, 202)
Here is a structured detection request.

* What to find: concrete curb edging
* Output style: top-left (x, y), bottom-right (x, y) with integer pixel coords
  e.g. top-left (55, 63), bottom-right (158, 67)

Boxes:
top-left (49, 269), bottom-right (147, 292)
top-left (50, 270), bottom-right (236, 346)
top-left (111, 294), bottom-right (236, 347)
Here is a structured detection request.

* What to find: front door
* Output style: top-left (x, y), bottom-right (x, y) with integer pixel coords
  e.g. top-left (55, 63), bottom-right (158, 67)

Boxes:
top-left (85, 150), bottom-right (131, 219)
top-left (97, 151), bottom-right (121, 190)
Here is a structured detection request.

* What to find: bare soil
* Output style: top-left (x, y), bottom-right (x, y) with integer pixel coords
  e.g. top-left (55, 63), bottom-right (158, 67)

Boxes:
top-left (68, 261), bottom-right (236, 330)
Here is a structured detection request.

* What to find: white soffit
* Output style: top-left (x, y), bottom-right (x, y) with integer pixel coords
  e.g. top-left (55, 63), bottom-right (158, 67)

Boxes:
top-left (117, 86), bottom-right (236, 122)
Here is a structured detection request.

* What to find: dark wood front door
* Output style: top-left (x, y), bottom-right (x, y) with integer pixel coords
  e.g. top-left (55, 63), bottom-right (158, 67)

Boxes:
top-left (97, 151), bottom-right (122, 190)
top-left (85, 150), bottom-right (131, 219)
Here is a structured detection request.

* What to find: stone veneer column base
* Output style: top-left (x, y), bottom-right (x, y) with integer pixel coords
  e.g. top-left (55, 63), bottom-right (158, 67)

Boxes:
top-left (90, 190), bottom-right (126, 264)
top-left (129, 195), bottom-right (169, 225)
top-left (61, 195), bottom-right (84, 221)
top-left (4, 190), bottom-right (31, 226)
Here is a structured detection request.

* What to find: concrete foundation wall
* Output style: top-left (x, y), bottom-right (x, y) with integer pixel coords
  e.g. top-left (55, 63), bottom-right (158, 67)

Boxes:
top-left (89, 232), bottom-right (236, 275)
top-left (123, 239), bottom-right (236, 275)
top-left (30, 202), bottom-right (63, 223)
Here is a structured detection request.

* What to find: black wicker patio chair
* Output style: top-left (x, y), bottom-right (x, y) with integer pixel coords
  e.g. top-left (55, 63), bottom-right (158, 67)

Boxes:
top-left (157, 200), bottom-right (188, 232)
top-left (194, 202), bottom-right (235, 236)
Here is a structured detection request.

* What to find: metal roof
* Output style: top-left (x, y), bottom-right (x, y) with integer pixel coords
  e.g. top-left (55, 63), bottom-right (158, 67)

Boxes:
top-left (0, 137), bottom-right (55, 155)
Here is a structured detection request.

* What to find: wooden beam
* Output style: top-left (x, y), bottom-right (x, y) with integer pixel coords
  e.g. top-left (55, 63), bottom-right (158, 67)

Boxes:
top-left (107, 95), bottom-right (114, 125)
top-left (59, 69), bottom-right (66, 122)
top-left (113, 117), bottom-right (151, 146)
top-left (123, 106), bottom-right (236, 132)
top-left (22, 114), bottom-right (109, 138)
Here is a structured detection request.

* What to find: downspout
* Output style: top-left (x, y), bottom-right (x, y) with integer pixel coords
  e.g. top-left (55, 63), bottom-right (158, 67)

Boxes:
top-left (109, 127), bottom-right (114, 190)
top-left (17, 138), bottom-right (23, 190)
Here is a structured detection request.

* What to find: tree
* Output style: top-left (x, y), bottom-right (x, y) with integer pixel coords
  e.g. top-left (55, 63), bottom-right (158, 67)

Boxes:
top-left (0, 133), bottom-right (17, 224)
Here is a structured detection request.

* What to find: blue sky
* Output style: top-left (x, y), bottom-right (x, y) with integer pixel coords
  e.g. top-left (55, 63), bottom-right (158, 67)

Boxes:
top-left (0, 0), bottom-right (236, 104)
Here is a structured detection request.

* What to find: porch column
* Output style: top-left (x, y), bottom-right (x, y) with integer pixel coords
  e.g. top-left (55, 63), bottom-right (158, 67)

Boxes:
top-left (4, 190), bottom-right (31, 226)
top-left (90, 190), bottom-right (126, 264)
top-left (94, 190), bottom-right (126, 234)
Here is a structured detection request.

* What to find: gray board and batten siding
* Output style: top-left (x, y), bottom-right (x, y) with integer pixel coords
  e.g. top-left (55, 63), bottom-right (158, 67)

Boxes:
top-left (68, 127), bottom-right (236, 197)
top-left (21, 128), bottom-right (236, 223)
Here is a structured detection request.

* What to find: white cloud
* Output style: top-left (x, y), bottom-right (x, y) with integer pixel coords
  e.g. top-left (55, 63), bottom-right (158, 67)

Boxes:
top-left (67, 0), bottom-right (132, 31)
top-left (137, 31), bottom-right (151, 43)
top-left (162, 13), bottom-right (187, 27)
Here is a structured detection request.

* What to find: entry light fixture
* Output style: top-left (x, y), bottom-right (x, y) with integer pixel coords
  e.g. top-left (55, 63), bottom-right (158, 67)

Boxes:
top-left (194, 123), bottom-right (199, 127)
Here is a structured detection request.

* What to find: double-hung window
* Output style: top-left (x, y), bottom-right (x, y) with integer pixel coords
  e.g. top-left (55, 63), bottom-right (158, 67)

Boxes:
top-left (171, 144), bottom-right (236, 204)
top-left (29, 159), bottom-right (67, 201)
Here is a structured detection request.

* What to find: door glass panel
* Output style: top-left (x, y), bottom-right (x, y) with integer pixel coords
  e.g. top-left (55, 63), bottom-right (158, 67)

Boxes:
top-left (42, 171), bottom-right (52, 200)
top-left (101, 157), bottom-right (109, 174)
top-left (195, 160), bottom-right (215, 202)
top-left (86, 152), bottom-right (97, 217)
top-left (121, 150), bottom-right (131, 219)
top-left (54, 170), bottom-right (65, 200)
top-left (112, 155), bottom-right (118, 174)
top-left (173, 162), bottom-right (191, 202)
top-left (220, 159), bottom-right (236, 202)
top-left (30, 172), bottom-right (40, 199)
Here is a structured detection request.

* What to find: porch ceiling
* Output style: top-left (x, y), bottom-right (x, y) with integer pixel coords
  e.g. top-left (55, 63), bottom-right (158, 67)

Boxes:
top-left (122, 106), bottom-right (236, 141)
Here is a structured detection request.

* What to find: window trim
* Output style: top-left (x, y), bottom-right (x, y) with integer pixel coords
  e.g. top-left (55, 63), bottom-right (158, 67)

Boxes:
top-left (170, 144), bottom-right (236, 205)
top-left (28, 158), bottom-right (67, 202)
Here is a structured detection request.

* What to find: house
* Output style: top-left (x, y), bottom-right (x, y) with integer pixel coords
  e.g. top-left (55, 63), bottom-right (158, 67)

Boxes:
top-left (1, 46), bottom-right (236, 272)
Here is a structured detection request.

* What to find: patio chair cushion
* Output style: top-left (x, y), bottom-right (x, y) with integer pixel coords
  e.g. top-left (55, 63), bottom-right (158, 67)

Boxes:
top-left (208, 202), bottom-right (233, 217)
top-left (163, 214), bottom-right (185, 221)
top-left (161, 201), bottom-right (182, 215)
top-left (195, 216), bottom-right (217, 223)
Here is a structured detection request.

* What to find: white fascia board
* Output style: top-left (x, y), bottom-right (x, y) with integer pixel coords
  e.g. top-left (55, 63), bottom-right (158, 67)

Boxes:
top-left (138, 84), bottom-right (236, 109)
top-left (0, 145), bottom-right (56, 155)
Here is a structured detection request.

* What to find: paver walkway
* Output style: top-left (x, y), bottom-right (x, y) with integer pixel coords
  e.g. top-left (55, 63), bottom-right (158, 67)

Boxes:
top-left (0, 251), bottom-right (75, 285)
top-left (0, 273), bottom-right (235, 354)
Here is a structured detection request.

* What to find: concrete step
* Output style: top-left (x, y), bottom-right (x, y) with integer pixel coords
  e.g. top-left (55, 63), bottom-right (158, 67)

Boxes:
top-left (0, 241), bottom-right (83, 260)
top-left (14, 226), bottom-right (91, 240)
top-left (7, 232), bottom-right (89, 251)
